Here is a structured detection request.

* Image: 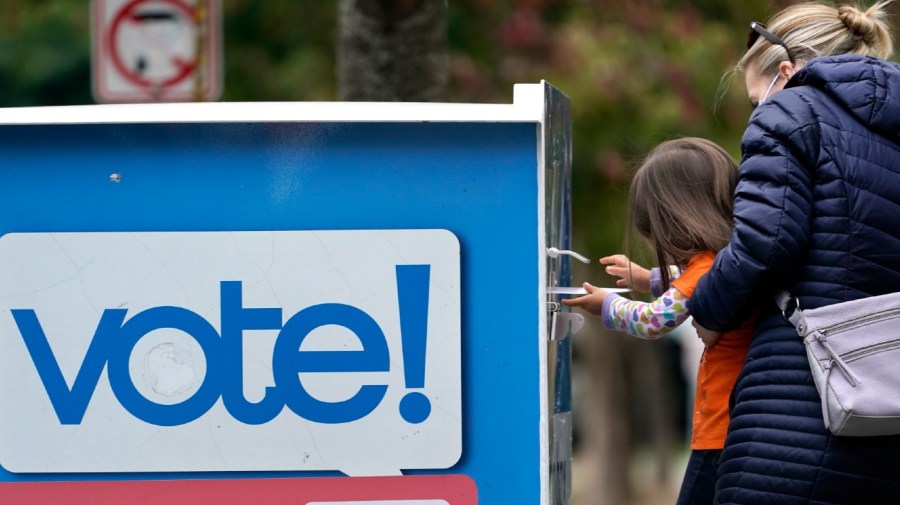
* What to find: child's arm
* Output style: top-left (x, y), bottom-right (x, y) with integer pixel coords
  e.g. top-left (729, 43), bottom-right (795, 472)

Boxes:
top-left (602, 287), bottom-right (690, 340)
top-left (648, 265), bottom-right (683, 298)
top-left (563, 282), bottom-right (691, 340)
top-left (600, 255), bottom-right (651, 292)
top-left (601, 255), bottom-right (681, 297)
top-left (561, 282), bottom-right (610, 315)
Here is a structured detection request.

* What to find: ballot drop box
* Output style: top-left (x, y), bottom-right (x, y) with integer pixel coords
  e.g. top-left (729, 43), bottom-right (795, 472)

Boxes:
top-left (0, 82), bottom-right (579, 505)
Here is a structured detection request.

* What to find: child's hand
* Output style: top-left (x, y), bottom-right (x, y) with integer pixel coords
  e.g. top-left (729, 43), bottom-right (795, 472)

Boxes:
top-left (561, 282), bottom-right (610, 316)
top-left (599, 255), bottom-right (651, 293)
top-left (692, 320), bottom-right (722, 348)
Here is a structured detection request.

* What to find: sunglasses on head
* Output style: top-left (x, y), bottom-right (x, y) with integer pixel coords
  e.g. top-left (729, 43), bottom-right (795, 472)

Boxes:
top-left (747, 22), bottom-right (796, 65)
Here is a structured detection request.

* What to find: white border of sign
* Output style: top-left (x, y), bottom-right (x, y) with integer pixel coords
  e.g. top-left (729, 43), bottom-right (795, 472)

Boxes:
top-left (0, 85), bottom-right (545, 125)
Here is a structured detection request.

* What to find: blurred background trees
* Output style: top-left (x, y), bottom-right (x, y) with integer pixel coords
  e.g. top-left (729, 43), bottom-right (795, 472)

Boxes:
top-left (2, 1), bottom-right (898, 503)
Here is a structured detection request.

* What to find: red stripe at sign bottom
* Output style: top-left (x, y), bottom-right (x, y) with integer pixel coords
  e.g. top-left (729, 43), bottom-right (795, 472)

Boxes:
top-left (0, 475), bottom-right (478, 505)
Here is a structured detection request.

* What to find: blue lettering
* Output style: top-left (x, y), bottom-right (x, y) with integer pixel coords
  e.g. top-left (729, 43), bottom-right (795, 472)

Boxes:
top-left (14, 276), bottom-right (412, 427)
top-left (219, 281), bottom-right (285, 425)
top-left (13, 308), bottom-right (125, 425)
top-left (274, 303), bottom-right (389, 424)
top-left (108, 306), bottom-right (224, 426)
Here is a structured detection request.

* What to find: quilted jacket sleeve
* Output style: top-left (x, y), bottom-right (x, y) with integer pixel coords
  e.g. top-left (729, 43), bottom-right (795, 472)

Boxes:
top-left (687, 94), bottom-right (818, 332)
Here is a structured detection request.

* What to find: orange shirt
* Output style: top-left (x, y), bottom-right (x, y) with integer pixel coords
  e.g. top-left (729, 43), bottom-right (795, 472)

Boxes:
top-left (673, 251), bottom-right (753, 450)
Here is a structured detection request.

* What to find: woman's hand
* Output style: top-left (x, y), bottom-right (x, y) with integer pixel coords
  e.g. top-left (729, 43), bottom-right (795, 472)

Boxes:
top-left (561, 282), bottom-right (610, 316)
top-left (600, 255), bottom-right (650, 293)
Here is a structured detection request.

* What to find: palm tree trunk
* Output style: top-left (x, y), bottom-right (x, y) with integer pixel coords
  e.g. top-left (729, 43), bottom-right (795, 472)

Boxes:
top-left (337, 0), bottom-right (448, 101)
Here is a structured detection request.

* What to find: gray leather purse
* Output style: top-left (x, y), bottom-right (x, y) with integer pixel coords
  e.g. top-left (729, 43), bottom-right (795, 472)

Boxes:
top-left (777, 291), bottom-right (900, 436)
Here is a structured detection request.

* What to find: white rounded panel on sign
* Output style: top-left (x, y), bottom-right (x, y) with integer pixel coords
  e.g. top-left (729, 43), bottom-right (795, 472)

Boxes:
top-left (0, 230), bottom-right (462, 475)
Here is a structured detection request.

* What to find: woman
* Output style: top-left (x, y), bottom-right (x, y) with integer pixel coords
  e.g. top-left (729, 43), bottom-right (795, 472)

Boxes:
top-left (687, 1), bottom-right (900, 503)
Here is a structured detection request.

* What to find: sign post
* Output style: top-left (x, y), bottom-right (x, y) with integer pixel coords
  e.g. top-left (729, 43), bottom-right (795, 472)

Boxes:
top-left (91, 0), bottom-right (222, 103)
top-left (0, 83), bottom-right (575, 504)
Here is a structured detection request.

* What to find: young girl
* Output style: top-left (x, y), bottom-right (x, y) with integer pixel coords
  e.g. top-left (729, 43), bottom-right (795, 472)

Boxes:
top-left (563, 137), bottom-right (753, 505)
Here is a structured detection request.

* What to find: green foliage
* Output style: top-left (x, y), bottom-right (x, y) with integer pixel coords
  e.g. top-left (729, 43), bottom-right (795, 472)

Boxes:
top-left (221, 0), bottom-right (337, 101)
top-left (0, 0), bottom-right (92, 106)
top-left (444, 1), bottom-right (755, 261)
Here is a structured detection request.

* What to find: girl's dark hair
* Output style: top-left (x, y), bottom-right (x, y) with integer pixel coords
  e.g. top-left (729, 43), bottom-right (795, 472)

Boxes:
top-left (626, 137), bottom-right (737, 289)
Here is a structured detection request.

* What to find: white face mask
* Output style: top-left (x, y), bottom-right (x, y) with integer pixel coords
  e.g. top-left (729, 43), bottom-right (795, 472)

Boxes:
top-left (760, 73), bottom-right (781, 104)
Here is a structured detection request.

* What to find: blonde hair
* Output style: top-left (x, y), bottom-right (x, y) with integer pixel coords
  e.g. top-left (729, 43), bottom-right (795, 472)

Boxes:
top-left (739, 0), bottom-right (895, 75)
top-left (627, 137), bottom-right (737, 289)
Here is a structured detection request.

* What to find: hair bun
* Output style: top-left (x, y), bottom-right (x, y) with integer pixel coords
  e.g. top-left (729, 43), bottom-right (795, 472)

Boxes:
top-left (838, 4), bottom-right (878, 43)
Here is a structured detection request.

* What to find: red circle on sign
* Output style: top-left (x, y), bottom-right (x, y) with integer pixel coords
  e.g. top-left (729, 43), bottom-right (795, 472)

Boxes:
top-left (106, 0), bottom-right (199, 88)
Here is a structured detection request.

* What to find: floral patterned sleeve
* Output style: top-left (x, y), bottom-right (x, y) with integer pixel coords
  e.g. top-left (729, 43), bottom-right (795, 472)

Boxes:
top-left (600, 287), bottom-right (690, 340)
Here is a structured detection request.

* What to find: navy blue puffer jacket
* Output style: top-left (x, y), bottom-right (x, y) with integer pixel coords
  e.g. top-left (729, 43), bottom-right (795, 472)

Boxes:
top-left (688, 55), bottom-right (900, 504)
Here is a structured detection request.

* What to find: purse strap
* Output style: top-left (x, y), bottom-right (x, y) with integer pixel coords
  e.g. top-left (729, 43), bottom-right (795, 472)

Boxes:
top-left (776, 290), bottom-right (862, 385)
top-left (775, 289), bottom-right (808, 335)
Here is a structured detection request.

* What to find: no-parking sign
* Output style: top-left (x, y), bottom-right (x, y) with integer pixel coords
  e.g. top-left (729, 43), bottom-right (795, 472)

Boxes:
top-left (91, 0), bottom-right (222, 103)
